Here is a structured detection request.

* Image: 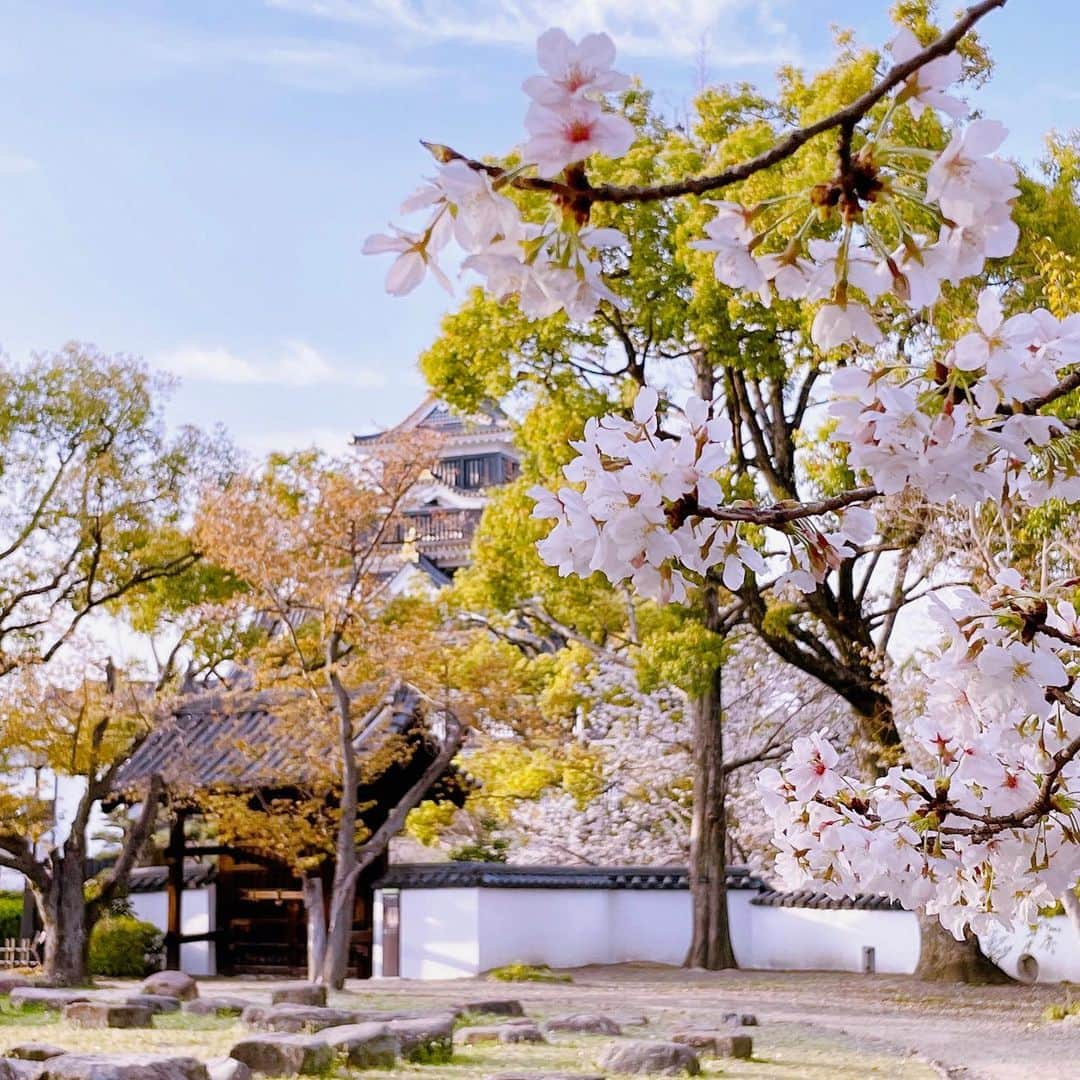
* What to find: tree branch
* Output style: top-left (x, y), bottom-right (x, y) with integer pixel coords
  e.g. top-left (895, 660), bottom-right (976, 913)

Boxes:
top-left (425, 0), bottom-right (1006, 206)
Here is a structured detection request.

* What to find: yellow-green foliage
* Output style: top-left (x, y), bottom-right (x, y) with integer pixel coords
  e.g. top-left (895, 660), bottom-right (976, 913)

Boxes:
top-left (487, 963), bottom-right (573, 983)
top-left (406, 801), bottom-right (460, 846)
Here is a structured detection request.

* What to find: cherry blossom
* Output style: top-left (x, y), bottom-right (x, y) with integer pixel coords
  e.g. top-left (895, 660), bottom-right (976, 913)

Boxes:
top-left (925, 119), bottom-right (1019, 226)
top-left (811, 300), bottom-right (883, 351)
top-left (361, 220), bottom-right (452, 296)
top-left (890, 27), bottom-right (966, 119)
top-left (523, 100), bottom-right (636, 178)
top-left (760, 574), bottom-right (1080, 938)
top-left (523, 29), bottom-right (630, 107)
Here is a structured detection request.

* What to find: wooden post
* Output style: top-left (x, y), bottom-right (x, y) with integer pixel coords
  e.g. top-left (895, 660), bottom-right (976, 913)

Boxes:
top-left (381, 890), bottom-right (400, 978)
top-left (18, 888), bottom-right (36, 943)
top-left (165, 811), bottom-right (187, 971)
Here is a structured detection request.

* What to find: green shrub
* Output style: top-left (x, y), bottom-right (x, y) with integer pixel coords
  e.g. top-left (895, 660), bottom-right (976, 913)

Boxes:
top-left (1043, 1001), bottom-right (1080, 1022)
top-left (88, 915), bottom-right (164, 977)
top-left (0, 892), bottom-right (23, 939)
top-left (487, 962), bottom-right (572, 983)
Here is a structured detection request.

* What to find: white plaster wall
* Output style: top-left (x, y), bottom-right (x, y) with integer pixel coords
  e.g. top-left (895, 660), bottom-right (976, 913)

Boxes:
top-left (128, 886), bottom-right (216, 977)
top-left (347, 885), bottom-right (1080, 984)
top-left (747, 905), bottom-right (919, 974)
top-left (395, 888), bottom-right (480, 980)
top-left (982, 917), bottom-right (1080, 983)
top-left (608, 890), bottom-right (690, 965)
top-left (477, 889), bottom-right (612, 971)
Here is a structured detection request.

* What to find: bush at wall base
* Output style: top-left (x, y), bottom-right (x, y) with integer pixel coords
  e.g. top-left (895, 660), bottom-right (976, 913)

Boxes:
top-left (88, 916), bottom-right (164, 977)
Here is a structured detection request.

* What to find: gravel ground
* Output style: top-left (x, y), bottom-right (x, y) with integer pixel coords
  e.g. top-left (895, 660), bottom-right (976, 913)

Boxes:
top-left (329, 963), bottom-right (1080, 1080)
top-left (8, 965), bottom-right (1077, 1079)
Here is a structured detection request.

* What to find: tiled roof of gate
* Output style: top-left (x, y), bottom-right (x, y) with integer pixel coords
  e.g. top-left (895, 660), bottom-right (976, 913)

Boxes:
top-left (751, 888), bottom-right (902, 911)
top-left (127, 861), bottom-right (218, 894)
top-left (109, 684), bottom-right (424, 796)
top-left (376, 863), bottom-right (766, 891)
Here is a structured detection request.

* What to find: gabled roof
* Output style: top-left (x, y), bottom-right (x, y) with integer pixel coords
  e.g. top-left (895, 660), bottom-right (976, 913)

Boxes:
top-left (128, 861), bottom-right (217, 893)
top-left (109, 683), bottom-right (428, 798)
top-left (353, 397), bottom-right (512, 445)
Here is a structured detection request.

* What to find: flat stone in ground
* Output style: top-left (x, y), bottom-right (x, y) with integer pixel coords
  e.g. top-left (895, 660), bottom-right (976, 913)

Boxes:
top-left (320, 1023), bottom-right (399, 1067)
top-left (722, 1012), bottom-right (758, 1026)
top-left (6, 1047), bottom-right (65, 1062)
top-left (458, 999), bottom-right (525, 1017)
top-left (125, 994), bottom-right (180, 1015)
top-left (542, 1013), bottom-right (621, 1036)
top-left (241, 1003), bottom-right (357, 1033)
top-left (141, 971), bottom-right (198, 1002)
top-left (206, 1060), bottom-right (252, 1080)
top-left (484, 1074), bottom-right (606, 1080)
top-left (9, 989), bottom-right (90, 1012)
top-left (184, 998), bottom-right (252, 1018)
top-left (0, 975), bottom-right (31, 995)
top-left (673, 1031), bottom-right (753, 1058)
top-left (596, 1040), bottom-right (701, 1076)
top-left (0, 1062), bottom-right (44, 1080)
top-left (62, 1002), bottom-right (153, 1030)
top-left (268, 983), bottom-right (325, 1008)
top-left (38, 1054), bottom-right (209, 1079)
top-left (386, 1015), bottom-right (455, 1063)
top-left (228, 1034), bottom-right (333, 1077)
top-left (455, 1023), bottom-right (545, 1046)
top-left (613, 1013), bottom-right (649, 1027)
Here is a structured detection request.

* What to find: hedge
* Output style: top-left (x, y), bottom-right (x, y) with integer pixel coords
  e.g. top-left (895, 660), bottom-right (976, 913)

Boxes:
top-left (0, 892), bottom-right (22, 940)
top-left (88, 916), bottom-right (164, 977)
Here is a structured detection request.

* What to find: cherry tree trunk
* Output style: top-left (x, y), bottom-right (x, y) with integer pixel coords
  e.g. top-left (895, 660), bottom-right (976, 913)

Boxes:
top-left (913, 914), bottom-right (1011, 984)
top-left (686, 586), bottom-right (736, 970)
top-left (38, 849), bottom-right (91, 986)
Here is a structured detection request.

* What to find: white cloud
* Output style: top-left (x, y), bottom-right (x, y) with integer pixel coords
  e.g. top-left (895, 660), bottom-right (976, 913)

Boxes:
top-left (0, 151), bottom-right (37, 174)
top-left (161, 36), bottom-right (438, 92)
top-left (235, 424), bottom-right (359, 456)
top-left (266, 0), bottom-right (798, 64)
top-left (157, 341), bottom-right (386, 389)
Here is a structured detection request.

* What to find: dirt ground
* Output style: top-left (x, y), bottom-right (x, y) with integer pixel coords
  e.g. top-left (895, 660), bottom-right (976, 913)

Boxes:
top-left (336, 963), bottom-right (1080, 1080)
top-left (4, 963), bottom-right (1079, 1079)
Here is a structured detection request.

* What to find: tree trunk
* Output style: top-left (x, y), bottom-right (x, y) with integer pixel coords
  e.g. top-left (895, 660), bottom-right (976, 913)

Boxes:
top-left (1063, 888), bottom-right (1080, 937)
top-left (686, 585), bottom-right (736, 970)
top-left (913, 913), bottom-right (1011, 984)
top-left (39, 848), bottom-right (90, 986)
top-left (302, 874), bottom-right (328, 982)
top-left (321, 659), bottom-right (359, 989)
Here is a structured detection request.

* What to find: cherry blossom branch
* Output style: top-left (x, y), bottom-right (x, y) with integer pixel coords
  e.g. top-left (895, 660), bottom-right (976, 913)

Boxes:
top-left (1021, 369), bottom-right (1080, 413)
top-left (674, 485), bottom-right (879, 528)
top-left (423, 0), bottom-right (1006, 208)
top-left (941, 726), bottom-right (1080, 840)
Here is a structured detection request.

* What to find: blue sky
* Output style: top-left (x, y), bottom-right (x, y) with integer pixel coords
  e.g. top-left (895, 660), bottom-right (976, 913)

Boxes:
top-left (0, 0), bottom-right (1074, 454)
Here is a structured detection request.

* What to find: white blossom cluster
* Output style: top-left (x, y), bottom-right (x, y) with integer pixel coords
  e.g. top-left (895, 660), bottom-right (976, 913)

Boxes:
top-left (498, 660), bottom-right (692, 866)
top-left (830, 289), bottom-right (1080, 507)
top-left (759, 571), bottom-right (1080, 937)
top-left (530, 386), bottom-right (876, 603)
top-left (693, 31), bottom-right (1019, 352)
top-left (363, 29), bottom-right (632, 321)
